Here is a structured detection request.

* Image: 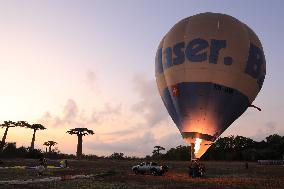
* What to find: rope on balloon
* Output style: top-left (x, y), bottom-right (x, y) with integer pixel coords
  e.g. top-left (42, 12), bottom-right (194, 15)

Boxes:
top-left (249, 104), bottom-right (261, 111)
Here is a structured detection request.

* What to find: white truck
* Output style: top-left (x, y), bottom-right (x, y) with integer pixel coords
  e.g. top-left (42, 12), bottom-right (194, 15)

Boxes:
top-left (132, 162), bottom-right (168, 176)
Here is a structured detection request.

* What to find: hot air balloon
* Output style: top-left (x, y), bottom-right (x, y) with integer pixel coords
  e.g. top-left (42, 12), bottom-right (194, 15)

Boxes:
top-left (155, 12), bottom-right (266, 159)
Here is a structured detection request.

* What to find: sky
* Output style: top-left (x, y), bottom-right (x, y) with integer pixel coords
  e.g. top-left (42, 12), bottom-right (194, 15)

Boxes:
top-left (0, 0), bottom-right (283, 157)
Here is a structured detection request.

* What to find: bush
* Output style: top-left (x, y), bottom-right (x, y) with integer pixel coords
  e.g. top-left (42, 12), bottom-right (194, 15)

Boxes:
top-left (109, 152), bottom-right (124, 159)
top-left (26, 149), bottom-right (43, 159)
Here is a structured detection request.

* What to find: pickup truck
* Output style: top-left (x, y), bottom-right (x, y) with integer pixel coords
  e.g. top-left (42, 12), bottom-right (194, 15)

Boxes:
top-left (132, 162), bottom-right (168, 176)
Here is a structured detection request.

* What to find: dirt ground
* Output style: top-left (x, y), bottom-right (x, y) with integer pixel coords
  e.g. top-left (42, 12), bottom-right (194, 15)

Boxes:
top-left (0, 159), bottom-right (283, 189)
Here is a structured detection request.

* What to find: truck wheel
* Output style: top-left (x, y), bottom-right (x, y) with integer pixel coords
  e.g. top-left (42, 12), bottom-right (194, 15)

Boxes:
top-left (151, 169), bottom-right (158, 176)
top-left (133, 169), bottom-right (139, 175)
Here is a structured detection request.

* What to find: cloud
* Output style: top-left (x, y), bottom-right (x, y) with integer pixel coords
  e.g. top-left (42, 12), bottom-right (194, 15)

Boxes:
top-left (131, 74), bottom-right (169, 128)
top-left (36, 74), bottom-right (185, 156)
top-left (265, 121), bottom-right (277, 132)
top-left (85, 70), bottom-right (97, 91)
top-left (63, 99), bottom-right (78, 122)
top-left (157, 133), bottom-right (186, 150)
top-left (86, 131), bottom-right (187, 157)
top-left (38, 99), bottom-right (122, 129)
top-left (100, 127), bottom-right (139, 136)
top-left (38, 99), bottom-right (82, 128)
top-left (86, 131), bottom-right (156, 156)
top-left (89, 103), bottom-right (122, 124)
top-left (252, 121), bottom-right (280, 141)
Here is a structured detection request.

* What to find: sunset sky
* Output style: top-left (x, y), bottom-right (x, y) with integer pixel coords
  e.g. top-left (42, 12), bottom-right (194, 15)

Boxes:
top-left (0, 1), bottom-right (283, 157)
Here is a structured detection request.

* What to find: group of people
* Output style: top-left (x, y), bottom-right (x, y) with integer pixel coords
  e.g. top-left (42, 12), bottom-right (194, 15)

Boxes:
top-left (38, 157), bottom-right (68, 175)
top-left (39, 157), bottom-right (68, 168)
top-left (188, 159), bottom-right (205, 177)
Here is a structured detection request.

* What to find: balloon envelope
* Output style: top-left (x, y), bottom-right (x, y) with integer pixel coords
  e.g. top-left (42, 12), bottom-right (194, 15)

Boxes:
top-left (155, 12), bottom-right (266, 158)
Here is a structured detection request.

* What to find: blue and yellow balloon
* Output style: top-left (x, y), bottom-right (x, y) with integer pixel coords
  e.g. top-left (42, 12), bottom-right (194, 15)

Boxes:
top-left (155, 12), bottom-right (266, 158)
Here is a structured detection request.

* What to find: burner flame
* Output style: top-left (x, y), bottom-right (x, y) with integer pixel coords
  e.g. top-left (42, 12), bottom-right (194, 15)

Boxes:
top-left (194, 138), bottom-right (202, 154)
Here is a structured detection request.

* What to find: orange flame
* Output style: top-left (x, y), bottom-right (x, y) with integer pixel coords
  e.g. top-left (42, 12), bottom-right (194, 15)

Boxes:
top-left (194, 138), bottom-right (202, 154)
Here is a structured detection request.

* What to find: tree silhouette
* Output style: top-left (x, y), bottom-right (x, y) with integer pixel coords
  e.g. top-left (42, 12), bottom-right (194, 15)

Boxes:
top-left (0, 121), bottom-right (17, 151)
top-left (43, 141), bottom-right (57, 153)
top-left (109, 152), bottom-right (124, 159)
top-left (153, 145), bottom-right (165, 155)
top-left (67, 128), bottom-right (94, 158)
top-left (21, 122), bottom-right (46, 150)
top-left (164, 145), bottom-right (190, 160)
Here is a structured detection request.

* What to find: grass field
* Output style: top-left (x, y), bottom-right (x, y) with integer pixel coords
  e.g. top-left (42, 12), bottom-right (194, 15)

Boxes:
top-left (0, 159), bottom-right (283, 189)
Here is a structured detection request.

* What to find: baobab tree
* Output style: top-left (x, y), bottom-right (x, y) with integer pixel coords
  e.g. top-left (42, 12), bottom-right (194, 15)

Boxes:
top-left (0, 121), bottom-right (17, 151)
top-left (153, 145), bottom-right (165, 155)
top-left (22, 123), bottom-right (46, 150)
top-left (67, 128), bottom-right (94, 158)
top-left (15, 121), bottom-right (30, 127)
top-left (43, 141), bottom-right (57, 153)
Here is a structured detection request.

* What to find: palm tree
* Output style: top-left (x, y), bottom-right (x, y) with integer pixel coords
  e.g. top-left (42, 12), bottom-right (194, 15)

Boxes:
top-left (23, 123), bottom-right (46, 150)
top-left (67, 128), bottom-right (94, 158)
top-left (0, 121), bottom-right (17, 151)
top-left (43, 141), bottom-right (57, 153)
top-left (153, 145), bottom-right (165, 155)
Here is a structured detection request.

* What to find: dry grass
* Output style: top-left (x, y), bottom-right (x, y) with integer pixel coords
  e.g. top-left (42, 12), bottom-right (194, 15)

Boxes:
top-left (0, 159), bottom-right (283, 189)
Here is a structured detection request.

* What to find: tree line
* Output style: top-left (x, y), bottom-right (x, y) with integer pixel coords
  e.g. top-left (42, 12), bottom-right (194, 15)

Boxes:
top-left (1, 120), bottom-right (283, 161)
top-left (0, 121), bottom-right (46, 151)
top-left (0, 120), bottom-right (94, 159)
top-left (150, 134), bottom-right (284, 161)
